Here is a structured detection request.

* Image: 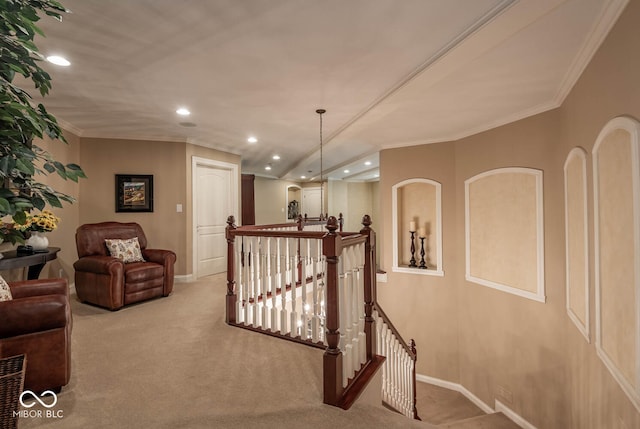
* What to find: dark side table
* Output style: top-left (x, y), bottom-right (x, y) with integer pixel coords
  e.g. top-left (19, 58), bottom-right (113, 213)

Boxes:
top-left (0, 247), bottom-right (60, 280)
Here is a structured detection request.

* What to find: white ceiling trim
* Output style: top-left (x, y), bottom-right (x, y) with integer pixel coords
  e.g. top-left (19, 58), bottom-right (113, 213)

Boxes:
top-left (281, 0), bottom-right (517, 178)
top-left (553, 0), bottom-right (629, 104)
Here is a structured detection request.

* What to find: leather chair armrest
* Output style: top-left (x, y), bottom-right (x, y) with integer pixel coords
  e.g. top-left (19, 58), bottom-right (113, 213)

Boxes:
top-left (0, 295), bottom-right (69, 338)
top-left (143, 249), bottom-right (177, 265)
top-left (9, 278), bottom-right (68, 299)
top-left (73, 255), bottom-right (123, 274)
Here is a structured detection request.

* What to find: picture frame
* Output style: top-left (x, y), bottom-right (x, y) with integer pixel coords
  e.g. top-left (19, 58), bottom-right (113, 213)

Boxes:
top-left (115, 174), bottom-right (154, 212)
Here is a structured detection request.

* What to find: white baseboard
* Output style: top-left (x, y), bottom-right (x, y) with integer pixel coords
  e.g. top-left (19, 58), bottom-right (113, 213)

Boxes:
top-left (415, 373), bottom-right (537, 429)
top-left (416, 373), bottom-right (494, 414)
top-left (495, 400), bottom-right (537, 429)
top-left (174, 274), bottom-right (193, 283)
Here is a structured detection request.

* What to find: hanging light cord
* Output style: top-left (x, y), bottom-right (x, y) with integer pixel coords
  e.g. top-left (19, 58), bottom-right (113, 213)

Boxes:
top-left (316, 108), bottom-right (326, 218)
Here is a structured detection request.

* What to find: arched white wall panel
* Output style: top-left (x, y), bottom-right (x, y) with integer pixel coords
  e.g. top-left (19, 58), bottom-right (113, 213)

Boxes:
top-left (593, 116), bottom-right (640, 412)
top-left (465, 167), bottom-right (545, 302)
top-left (564, 147), bottom-right (590, 342)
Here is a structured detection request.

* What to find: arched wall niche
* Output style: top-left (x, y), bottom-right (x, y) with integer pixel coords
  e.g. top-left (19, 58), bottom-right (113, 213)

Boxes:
top-left (391, 178), bottom-right (443, 277)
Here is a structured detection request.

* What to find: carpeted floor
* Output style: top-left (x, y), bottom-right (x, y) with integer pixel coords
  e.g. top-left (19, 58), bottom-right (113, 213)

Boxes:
top-left (18, 274), bottom-right (433, 429)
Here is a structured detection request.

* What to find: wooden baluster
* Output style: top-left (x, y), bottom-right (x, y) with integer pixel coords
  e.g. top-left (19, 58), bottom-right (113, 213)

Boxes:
top-left (246, 236), bottom-right (253, 325)
top-left (290, 236), bottom-right (299, 337)
top-left (253, 236), bottom-right (261, 327)
top-left (225, 216), bottom-right (237, 324)
top-left (311, 237), bottom-right (320, 343)
top-left (236, 236), bottom-right (244, 324)
top-left (322, 216), bottom-right (343, 406)
top-left (356, 242), bottom-right (366, 366)
top-left (411, 339), bottom-right (420, 420)
top-left (348, 245), bottom-right (360, 375)
top-left (318, 238), bottom-right (326, 344)
top-left (280, 237), bottom-right (289, 334)
top-left (301, 238), bottom-right (309, 340)
top-left (272, 237), bottom-right (280, 332)
top-left (261, 237), bottom-right (268, 329)
top-left (380, 320), bottom-right (389, 402)
top-left (341, 246), bottom-right (352, 386)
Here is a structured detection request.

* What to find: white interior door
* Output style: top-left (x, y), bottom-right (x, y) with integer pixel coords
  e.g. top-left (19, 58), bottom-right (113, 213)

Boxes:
top-left (193, 158), bottom-right (238, 278)
top-left (302, 187), bottom-right (322, 218)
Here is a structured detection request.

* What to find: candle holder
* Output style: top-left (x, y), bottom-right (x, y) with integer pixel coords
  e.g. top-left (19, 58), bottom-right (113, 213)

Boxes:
top-left (419, 237), bottom-right (427, 269)
top-left (409, 231), bottom-right (417, 267)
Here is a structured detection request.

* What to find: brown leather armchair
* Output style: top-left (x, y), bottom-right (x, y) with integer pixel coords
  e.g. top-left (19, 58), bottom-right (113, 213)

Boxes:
top-left (74, 222), bottom-right (176, 310)
top-left (0, 278), bottom-right (72, 393)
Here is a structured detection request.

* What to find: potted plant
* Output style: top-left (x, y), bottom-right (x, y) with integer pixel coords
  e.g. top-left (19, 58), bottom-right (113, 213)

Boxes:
top-left (0, 0), bottom-right (85, 244)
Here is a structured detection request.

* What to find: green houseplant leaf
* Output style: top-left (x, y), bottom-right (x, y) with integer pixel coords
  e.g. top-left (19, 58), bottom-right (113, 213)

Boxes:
top-left (0, 0), bottom-right (86, 244)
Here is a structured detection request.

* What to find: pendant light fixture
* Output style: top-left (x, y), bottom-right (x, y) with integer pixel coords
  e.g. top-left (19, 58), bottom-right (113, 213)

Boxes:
top-left (316, 108), bottom-right (326, 219)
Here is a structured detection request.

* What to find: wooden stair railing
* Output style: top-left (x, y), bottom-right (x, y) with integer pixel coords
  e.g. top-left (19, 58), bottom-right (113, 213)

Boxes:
top-left (359, 215), bottom-right (420, 420)
top-left (225, 214), bottom-right (418, 419)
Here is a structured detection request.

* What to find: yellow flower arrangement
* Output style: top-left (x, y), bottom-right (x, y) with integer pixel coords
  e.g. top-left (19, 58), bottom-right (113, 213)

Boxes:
top-left (15, 210), bottom-right (60, 233)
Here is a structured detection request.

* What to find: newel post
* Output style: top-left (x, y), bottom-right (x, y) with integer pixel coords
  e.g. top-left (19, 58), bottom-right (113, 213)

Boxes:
top-left (225, 216), bottom-right (237, 324)
top-left (411, 339), bottom-right (421, 420)
top-left (360, 215), bottom-right (377, 359)
top-left (323, 216), bottom-right (344, 405)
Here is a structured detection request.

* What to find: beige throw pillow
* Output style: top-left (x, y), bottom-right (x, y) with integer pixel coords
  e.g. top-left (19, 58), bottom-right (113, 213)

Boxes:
top-left (105, 237), bottom-right (145, 263)
top-left (0, 275), bottom-right (12, 301)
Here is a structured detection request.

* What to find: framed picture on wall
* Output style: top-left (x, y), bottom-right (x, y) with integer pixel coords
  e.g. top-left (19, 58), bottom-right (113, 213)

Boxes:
top-left (115, 174), bottom-right (154, 212)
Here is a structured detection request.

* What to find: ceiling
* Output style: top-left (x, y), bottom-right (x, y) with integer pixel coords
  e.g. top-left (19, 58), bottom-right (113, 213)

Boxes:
top-left (31, 0), bottom-right (627, 182)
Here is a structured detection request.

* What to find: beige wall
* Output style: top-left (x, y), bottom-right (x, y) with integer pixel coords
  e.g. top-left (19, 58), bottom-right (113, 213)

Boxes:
top-left (559, 0), bottom-right (640, 426)
top-left (327, 180), bottom-right (376, 231)
top-left (252, 176), bottom-right (378, 229)
top-left (79, 138), bottom-right (188, 274)
top-left (379, 1), bottom-right (640, 427)
top-left (254, 176), bottom-right (300, 224)
top-left (74, 139), bottom-right (240, 277)
top-left (379, 141), bottom-right (458, 381)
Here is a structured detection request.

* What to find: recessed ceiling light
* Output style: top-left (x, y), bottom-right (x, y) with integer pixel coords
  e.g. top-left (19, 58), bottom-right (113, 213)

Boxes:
top-left (364, 161), bottom-right (372, 166)
top-left (343, 170), bottom-right (350, 174)
top-left (301, 175), bottom-right (306, 179)
top-left (176, 108), bottom-right (190, 116)
top-left (265, 165), bottom-right (272, 171)
top-left (46, 55), bottom-right (70, 66)
top-left (272, 155), bottom-right (280, 160)
top-left (247, 136), bottom-right (258, 144)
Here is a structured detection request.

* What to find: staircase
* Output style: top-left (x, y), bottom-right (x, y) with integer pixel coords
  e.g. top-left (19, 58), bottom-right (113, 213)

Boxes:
top-left (416, 381), bottom-right (520, 428)
top-left (223, 214), bottom-right (521, 428)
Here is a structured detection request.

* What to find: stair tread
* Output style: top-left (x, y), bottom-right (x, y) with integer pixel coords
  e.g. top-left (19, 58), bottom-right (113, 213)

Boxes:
top-left (416, 381), bottom-right (485, 424)
top-left (437, 412), bottom-right (520, 428)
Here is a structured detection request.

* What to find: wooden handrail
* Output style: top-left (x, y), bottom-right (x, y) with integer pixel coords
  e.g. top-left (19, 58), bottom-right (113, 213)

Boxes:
top-left (225, 213), bottom-right (419, 419)
top-left (372, 302), bottom-right (415, 359)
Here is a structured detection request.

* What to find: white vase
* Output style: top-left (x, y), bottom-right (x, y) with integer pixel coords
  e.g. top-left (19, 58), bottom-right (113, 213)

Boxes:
top-left (26, 231), bottom-right (49, 251)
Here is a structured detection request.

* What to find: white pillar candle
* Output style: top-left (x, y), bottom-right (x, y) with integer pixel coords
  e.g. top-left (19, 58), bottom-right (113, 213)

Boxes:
top-left (418, 227), bottom-right (426, 238)
top-left (409, 221), bottom-right (416, 232)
